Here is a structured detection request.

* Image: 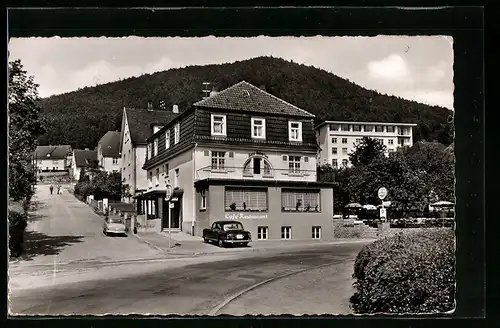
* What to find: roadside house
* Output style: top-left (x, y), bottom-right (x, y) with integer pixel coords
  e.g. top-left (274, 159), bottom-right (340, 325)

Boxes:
top-left (97, 131), bottom-right (121, 173)
top-left (33, 145), bottom-right (72, 173)
top-left (119, 105), bottom-right (179, 203)
top-left (140, 81), bottom-right (336, 240)
top-left (72, 149), bottom-right (98, 181)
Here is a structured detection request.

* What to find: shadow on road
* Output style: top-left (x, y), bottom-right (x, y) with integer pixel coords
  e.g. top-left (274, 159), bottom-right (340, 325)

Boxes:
top-left (29, 200), bottom-right (47, 212)
top-left (22, 231), bottom-right (84, 261)
top-left (26, 213), bottom-right (47, 223)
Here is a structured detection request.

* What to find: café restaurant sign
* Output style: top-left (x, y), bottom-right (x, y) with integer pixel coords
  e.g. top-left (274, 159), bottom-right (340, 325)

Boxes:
top-left (225, 213), bottom-right (268, 220)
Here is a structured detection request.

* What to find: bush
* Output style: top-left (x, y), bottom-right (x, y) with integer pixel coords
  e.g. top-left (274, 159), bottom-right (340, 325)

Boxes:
top-left (350, 229), bottom-right (455, 313)
top-left (8, 205), bottom-right (28, 258)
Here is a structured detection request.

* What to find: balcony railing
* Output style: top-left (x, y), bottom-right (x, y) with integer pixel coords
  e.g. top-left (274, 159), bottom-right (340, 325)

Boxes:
top-left (196, 166), bottom-right (317, 181)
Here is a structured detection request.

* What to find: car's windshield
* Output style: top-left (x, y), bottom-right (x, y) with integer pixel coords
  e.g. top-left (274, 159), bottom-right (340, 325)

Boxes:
top-left (110, 218), bottom-right (124, 224)
top-left (222, 223), bottom-right (243, 231)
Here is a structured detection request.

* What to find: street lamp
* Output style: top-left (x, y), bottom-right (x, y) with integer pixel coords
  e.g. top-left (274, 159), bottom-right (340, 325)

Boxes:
top-left (165, 184), bottom-right (173, 249)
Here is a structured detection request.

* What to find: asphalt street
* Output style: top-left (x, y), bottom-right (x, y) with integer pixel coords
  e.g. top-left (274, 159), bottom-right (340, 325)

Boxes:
top-left (8, 184), bottom-right (369, 316)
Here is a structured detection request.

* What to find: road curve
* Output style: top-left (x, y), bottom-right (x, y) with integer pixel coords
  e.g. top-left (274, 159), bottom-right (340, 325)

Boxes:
top-left (9, 243), bottom-right (366, 316)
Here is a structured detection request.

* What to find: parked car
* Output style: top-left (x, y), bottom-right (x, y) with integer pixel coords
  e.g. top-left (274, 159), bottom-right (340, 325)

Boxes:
top-left (103, 216), bottom-right (127, 236)
top-left (203, 220), bottom-right (252, 248)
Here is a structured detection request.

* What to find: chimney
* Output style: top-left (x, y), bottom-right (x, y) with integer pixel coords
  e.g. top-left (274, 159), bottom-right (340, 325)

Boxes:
top-left (210, 90), bottom-right (218, 97)
top-left (147, 101), bottom-right (153, 110)
top-left (173, 104), bottom-right (179, 114)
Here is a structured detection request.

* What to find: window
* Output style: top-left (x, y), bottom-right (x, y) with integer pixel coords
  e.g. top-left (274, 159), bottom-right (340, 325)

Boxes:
top-left (251, 118), bottom-right (266, 139)
top-left (165, 130), bottom-right (170, 149)
top-left (211, 114), bottom-right (226, 136)
top-left (332, 159), bottom-right (338, 168)
top-left (356, 138), bottom-right (362, 144)
top-left (331, 137), bottom-right (337, 144)
top-left (342, 148), bottom-right (348, 155)
top-left (375, 125), bottom-right (384, 132)
top-left (211, 151), bottom-right (226, 170)
top-left (312, 226), bottom-right (321, 239)
top-left (341, 124), bottom-right (349, 131)
top-left (288, 121), bottom-right (302, 142)
top-left (281, 226), bottom-right (292, 240)
top-left (281, 189), bottom-right (321, 212)
top-left (386, 126), bottom-right (395, 133)
top-left (112, 158), bottom-right (119, 164)
top-left (288, 156), bottom-right (301, 173)
top-left (163, 163), bottom-right (169, 174)
top-left (388, 148), bottom-right (395, 153)
top-left (329, 124), bottom-right (339, 131)
top-left (155, 168), bottom-right (160, 186)
top-left (388, 139), bottom-right (394, 145)
top-left (52, 160), bottom-right (59, 164)
top-left (342, 138), bottom-right (347, 144)
top-left (225, 187), bottom-right (268, 212)
top-left (200, 189), bottom-right (207, 210)
top-left (342, 159), bottom-right (348, 166)
top-left (332, 147), bottom-right (337, 155)
top-left (352, 125), bottom-right (361, 132)
top-left (257, 227), bottom-right (269, 240)
top-left (174, 123), bottom-right (180, 144)
top-left (379, 138), bottom-right (384, 143)
top-left (153, 138), bottom-right (158, 156)
top-left (174, 168), bottom-right (179, 188)
top-left (148, 171), bottom-right (153, 188)
top-left (147, 143), bottom-right (152, 160)
top-left (364, 125), bottom-right (373, 132)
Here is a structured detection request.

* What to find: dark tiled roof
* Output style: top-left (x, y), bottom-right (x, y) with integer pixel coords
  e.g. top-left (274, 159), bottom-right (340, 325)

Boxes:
top-left (98, 131), bottom-right (121, 157)
top-left (125, 108), bottom-right (179, 145)
top-left (34, 145), bottom-right (72, 159)
top-left (73, 149), bottom-right (98, 167)
top-left (193, 81), bottom-right (315, 118)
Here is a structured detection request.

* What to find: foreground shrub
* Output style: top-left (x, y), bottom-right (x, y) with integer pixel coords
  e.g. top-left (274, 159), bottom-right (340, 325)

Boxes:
top-left (8, 203), bottom-right (28, 258)
top-left (350, 229), bottom-right (455, 314)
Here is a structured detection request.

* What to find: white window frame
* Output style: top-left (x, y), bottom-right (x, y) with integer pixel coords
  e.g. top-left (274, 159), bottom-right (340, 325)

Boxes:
top-left (165, 130), bottom-right (170, 149)
top-left (312, 226), bottom-right (321, 239)
top-left (331, 137), bottom-right (337, 144)
top-left (174, 123), bottom-right (180, 144)
top-left (342, 147), bottom-right (348, 155)
top-left (153, 138), bottom-right (158, 156)
top-left (251, 117), bottom-right (266, 139)
top-left (288, 121), bottom-right (302, 142)
top-left (112, 158), bottom-right (119, 165)
top-left (155, 168), bottom-right (160, 186)
top-left (342, 159), bottom-right (349, 167)
top-left (200, 189), bottom-right (207, 210)
top-left (174, 168), bottom-right (179, 188)
top-left (211, 114), bottom-right (227, 136)
top-left (281, 226), bottom-right (292, 240)
top-left (257, 226), bottom-right (269, 240)
top-left (342, 138), bottom-right (348, 144)
top-left (332, 159), bottom-right (338, 168)
top-left (147, 143), bottom-right (152, 160)
top-left (332, 147), bottom-right (337, 155)
top-left (288, 155), bottom-right (301, 173)
top-left (388, 139), bottom-right (394, 145)
top-left (211, 151), bottom-right (226, 170)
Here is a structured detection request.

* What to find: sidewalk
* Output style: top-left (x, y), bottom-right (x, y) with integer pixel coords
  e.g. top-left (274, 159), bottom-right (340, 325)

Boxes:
top-left (132, 231), bottom-right (376, 256)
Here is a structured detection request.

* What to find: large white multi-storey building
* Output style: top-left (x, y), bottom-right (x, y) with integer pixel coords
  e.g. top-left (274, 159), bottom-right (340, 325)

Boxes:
top-left (316, 120), bottom-right (418, 168)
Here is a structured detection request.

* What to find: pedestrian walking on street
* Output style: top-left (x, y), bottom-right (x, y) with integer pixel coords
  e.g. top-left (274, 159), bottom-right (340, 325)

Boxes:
top-left (49, 185), bottom-right (54, 195)
top-left (57, 185), bottom-right (61, 195)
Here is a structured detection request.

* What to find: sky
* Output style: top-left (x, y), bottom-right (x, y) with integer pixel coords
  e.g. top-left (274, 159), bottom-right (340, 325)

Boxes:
top-left (8, 36), bottom-right (454, 109)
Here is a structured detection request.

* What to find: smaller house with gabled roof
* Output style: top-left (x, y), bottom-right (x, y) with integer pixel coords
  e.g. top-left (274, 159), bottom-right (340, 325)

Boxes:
top-left (119, 105), bottom-right (180, 203)
top-left (33, 145), bottom-right (73, 173)
top-left (72, 149), bottom-right (98, 181)
top-left (97, 131), bottom-right (121, 173)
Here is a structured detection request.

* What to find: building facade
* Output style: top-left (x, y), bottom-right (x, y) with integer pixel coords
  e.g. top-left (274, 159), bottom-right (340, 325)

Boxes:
top-left (316, 120), bottom-right (418, 168)
top-left (140, 81), bottom-right (335, 241)
top-left (33, 145), bottom-right (73, 173)
top-left (119, 107), bottom-right (178, 203)
top-left (97, 131), bottom-right (121, 173)
top-left (71, 149), bottom-right (98, 181)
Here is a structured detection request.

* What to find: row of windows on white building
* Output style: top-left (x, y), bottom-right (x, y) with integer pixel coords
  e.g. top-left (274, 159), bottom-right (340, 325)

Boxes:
top-left (256, 226), bottom-right (322, 240)
top-left (329, 123), bottom-right (411, 135)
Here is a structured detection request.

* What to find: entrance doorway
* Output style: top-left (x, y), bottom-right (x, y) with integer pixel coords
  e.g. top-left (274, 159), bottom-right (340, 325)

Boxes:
top-left (253, 158), bottom-right (261, 175)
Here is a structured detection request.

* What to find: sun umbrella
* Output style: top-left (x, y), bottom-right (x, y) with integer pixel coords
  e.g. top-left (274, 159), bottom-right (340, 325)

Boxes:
top-left (431, 201), bottom-right (454, 207)
top-left (362, 204), bottom-right (377, 210)
top-left (377, 201), bottom-right (392, 208)
top-left (345, 203), bottom-right (362, 208)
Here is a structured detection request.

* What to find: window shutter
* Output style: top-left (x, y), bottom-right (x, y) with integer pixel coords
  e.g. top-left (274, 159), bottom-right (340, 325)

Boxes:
top-left (204, 150), bottom-right (209, 156)
top-left (227, 151), bottom-right (235, 171)
top-left (282, 155), bottom-right (288, 161)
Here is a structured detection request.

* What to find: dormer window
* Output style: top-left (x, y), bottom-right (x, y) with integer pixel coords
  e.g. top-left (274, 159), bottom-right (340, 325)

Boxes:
top-left (174, 123), bottom-right (180, 144)
top-left (211, 114), bottom-right (226, 136)
top-left (147, 143), bottom-right (152, 160)
top-left (251, 118), bottom-right (266, 139)
top-left (165, 130), bottom-right (170, 149)
top-left (288, 121), bottom-right (302, 142)
top-left (153, 138), bottom-right (158, 156)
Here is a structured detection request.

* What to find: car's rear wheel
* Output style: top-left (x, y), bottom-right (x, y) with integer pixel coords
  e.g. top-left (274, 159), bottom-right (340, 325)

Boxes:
top-left (103, 229), bottom-right (107, 236)
top-left (218, 239), bottom-right (225, 248)
top-left (203, 237), bottom-right (209, 243)
top-left (241, 242), bottom-right (249, 247)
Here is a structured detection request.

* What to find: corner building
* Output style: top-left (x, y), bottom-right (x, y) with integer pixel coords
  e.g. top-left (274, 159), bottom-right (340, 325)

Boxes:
top-left (141, 81), bottom-right (335, 241)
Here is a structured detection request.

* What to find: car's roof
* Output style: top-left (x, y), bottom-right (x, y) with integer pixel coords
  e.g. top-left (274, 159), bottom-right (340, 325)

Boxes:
top-left (214, 220), bottom-right (242, 225)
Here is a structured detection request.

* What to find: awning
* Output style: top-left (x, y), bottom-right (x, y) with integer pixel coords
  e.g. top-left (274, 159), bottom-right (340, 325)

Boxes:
top-left (133, 189), bottom-right (167, 199)
top-left (169, 188), bottom-right (184, 201)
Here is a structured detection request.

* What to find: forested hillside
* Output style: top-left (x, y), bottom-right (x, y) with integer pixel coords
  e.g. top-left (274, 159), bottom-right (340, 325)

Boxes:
top-left (37, 56), bottom-right (453, 149)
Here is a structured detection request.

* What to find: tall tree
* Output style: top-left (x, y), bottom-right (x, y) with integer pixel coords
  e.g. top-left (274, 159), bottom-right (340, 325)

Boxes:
top-left (8, 60), bottom-right (45, 206)
top-left (348, 137), bottom-right (387, 168)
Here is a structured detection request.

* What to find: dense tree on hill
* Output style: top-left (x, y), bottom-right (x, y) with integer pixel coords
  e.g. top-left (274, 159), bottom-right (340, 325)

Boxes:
top-left (37, 56), bottom-right (453, 149)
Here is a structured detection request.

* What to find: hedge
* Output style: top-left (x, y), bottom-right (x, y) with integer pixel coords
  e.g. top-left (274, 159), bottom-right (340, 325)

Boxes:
top-left (350, 229), bottom-right (455, 314)
top-left (8, 202), bottom-right (28, 258)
